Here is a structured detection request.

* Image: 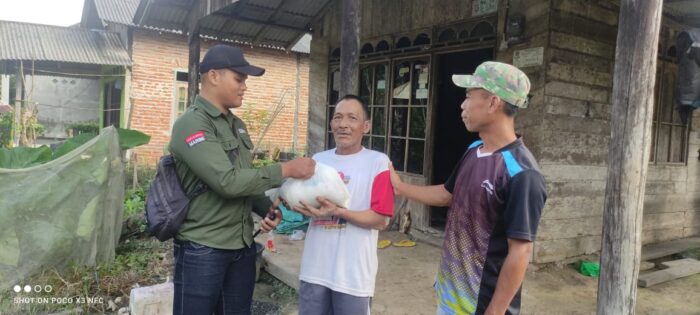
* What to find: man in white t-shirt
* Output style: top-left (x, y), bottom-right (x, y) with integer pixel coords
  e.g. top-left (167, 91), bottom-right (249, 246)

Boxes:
top-left (291, 94), bottom-right (394, 315)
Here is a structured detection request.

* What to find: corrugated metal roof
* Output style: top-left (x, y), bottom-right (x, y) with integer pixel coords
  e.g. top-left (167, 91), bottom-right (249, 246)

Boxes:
top-left (133, 0), bottom-right (324, 53)
top-left (0, 20), bottom-right (131, 66)
top-left (290, 33), bottom-right (311, 54)
top-left (94, 0), bottom-right (140, 26)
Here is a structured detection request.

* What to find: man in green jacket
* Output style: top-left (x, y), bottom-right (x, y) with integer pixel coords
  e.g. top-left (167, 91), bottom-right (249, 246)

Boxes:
top-left (169, 44), bottom-right (315, 315)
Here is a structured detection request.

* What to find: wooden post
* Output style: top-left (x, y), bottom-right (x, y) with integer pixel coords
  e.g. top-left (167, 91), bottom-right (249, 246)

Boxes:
top-left (12, 62), bottom-right (23, 147)
top-left (0, 75), bottom-right (9, 104)
top-left (339, 0), bottom-right (361, 96)
top-left (597, 1), bottom-right (663, 314)
top-left (187, 29), bottom-right (201, 108)
top-left (132, 152), bottom-right (139, 189)
top-left (186, 1), bottom-right (203, 108)
top-left (293, 53), bottom-right (301, 153)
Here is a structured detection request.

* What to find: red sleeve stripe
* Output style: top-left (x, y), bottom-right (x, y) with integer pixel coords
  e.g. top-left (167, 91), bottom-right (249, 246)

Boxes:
top-left (371, 170), bottom-right (394, 217)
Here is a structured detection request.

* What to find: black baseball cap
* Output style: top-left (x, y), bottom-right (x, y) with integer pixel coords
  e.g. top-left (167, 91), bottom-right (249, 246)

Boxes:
top-left (199, 45), bottom-right (265, 76)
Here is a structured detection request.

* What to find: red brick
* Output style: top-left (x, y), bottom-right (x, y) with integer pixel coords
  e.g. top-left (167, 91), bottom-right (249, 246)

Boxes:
top-left (129, 30), bottom-right (309, 164)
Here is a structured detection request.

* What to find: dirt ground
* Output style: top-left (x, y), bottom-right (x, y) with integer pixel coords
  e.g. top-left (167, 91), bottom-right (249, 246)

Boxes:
top-left (260, 231), bottom-right (700, 315)
top-left (522, 264), bottom-right (700, 315)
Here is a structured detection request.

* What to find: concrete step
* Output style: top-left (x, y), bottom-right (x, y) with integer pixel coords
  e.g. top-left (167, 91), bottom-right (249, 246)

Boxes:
top-left (129, 282), bottom-right (173, 315)
top-left (256, 234), bottom-right (303, 290)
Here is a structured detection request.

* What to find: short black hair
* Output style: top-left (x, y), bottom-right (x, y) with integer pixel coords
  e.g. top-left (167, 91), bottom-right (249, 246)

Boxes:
top-left (336, 94), bottom-right (370, 121)
top-left (503, 102), bottom-right (519, 117)
top-left (481, 89), bottom-right (519, 117)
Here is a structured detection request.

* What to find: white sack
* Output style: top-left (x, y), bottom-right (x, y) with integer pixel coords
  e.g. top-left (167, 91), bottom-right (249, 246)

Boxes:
top-left (278, 162), bottom-right (350, 209)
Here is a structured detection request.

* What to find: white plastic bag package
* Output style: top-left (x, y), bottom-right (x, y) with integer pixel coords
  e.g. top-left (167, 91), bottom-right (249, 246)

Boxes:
top-left (278, 162), bottom-right (351, 209)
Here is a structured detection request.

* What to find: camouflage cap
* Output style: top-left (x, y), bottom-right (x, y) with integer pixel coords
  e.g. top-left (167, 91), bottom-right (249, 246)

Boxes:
top-left (452, 61), bottom-right (531, 108)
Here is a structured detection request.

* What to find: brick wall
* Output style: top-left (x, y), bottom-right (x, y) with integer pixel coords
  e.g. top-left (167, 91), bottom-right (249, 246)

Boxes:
top-left (129, 29), bottom-right (309, 164)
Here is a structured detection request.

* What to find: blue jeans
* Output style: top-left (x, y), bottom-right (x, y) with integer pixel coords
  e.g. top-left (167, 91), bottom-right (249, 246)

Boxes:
top-left (173, 240), bottom-right (257, 315)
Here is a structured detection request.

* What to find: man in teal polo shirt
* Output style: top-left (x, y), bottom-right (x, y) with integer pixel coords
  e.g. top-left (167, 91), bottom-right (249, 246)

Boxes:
top-left (169, 44), bottom-right (315, 315)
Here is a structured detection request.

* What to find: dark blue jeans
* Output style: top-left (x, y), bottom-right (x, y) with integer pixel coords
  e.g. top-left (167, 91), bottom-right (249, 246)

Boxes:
top-left (173, 240), bottom-right (257, 315)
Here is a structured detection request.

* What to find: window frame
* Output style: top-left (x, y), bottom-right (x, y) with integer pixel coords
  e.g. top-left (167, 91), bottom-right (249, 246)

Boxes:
top-left (360, 61), bottom-right (391, 153)
top-left (325, 55), bottom-right (431, 176)
top-left (650, 59), bottom-right (691, 165)
top-left (171, 69), bottom-right (189, 129)
top-left (387, 56), bottom-right (431, 175)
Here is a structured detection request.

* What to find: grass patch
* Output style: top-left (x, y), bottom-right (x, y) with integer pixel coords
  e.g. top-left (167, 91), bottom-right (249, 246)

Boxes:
top-left (0, 237), bottom-right (173, 314)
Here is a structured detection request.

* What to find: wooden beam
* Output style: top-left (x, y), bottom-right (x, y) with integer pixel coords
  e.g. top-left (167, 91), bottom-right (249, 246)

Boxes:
top-left (12, 61), bottom-right (23, 147)
top-left (339, 0), bottom-right (361, 96)
top-left (307, 0), bottom-right (335, 29)
top-left (596, 1), bottom-right (663, 314)
top-left (641, 237), bottom-right (700, 261)
top-left (186, 1), bottom-right (204, 108)
top-left (638, 259), bottom-right (700, 287)
top-left (187, 32), bottom-right (200, 108)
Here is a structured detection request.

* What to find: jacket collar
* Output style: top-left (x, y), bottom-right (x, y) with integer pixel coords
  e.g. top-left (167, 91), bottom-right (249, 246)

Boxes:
top-left (195, 95), bottom-right (226, 118)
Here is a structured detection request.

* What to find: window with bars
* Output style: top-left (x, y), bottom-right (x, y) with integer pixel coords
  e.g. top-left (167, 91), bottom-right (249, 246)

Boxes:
top-left (389, 59), bottom-right (428, 174)
top-left (173, 71), bottom-right (188, 123)
top-left (326, 58), bottom-right (429, 175)
top-left (359, 63), bottom-right (389, 152)
top-left (327, 65), bottom-right (389, 150)
top-left (326, 68), bottom-right (340, 150)
top-left (175, 86), bottom-right (187, 116)
top-left (650, 60), bottom-right (690, 164)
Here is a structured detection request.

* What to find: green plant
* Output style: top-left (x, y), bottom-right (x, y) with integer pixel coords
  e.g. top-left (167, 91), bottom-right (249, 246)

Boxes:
top-left (252, 158), bottom-right (277, 169)
top-left (0, 128), bottom-right (150, 169)
top-left (66, 121), bottom-right (99, 136)
top-left (0, 112), bottom-right (14, 148)
top-left (0, 109), bottom-right (45, 148)
top-left (17, 105), bottom-right (45, 146)
top-left (52, 132), bottom-right (97, 159)
top-left (240, 103), bottom-right (270, 138)
top-left (0, 237), bottom-right (172, 314)
top-left (0, 145), bottom-right (52, 168)
top-left (125, 162), bottom-right (156, 190)
top-left (124, 187), bottom-right (146, 217)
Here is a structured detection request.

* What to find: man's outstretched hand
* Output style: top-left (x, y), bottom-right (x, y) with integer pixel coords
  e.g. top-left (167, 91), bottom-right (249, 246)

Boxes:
top-left (281, 158), bottom-right (316, 179)
top-left (293, 197), bottom-right (345, 219)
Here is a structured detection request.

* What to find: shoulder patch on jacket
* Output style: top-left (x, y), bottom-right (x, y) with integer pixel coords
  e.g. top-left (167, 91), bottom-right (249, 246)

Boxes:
top-left (185, 131), bottom-right (206, 147)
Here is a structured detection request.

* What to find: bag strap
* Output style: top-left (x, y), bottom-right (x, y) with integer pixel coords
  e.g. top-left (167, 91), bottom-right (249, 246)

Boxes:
top-left (167, 154), bottom-right (209, 199)
top-left (187, 181), bottom-right (208, 199)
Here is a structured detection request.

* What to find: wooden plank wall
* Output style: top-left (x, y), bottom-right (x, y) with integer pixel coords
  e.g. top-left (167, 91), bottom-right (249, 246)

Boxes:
top-left (528, 0), bottom-right (619, 263)
top-left (522, 0), bottom-right (699, 263)
top-left (324, 0), bottom-right (476, 47)
top-left (306, 0), bottom-right (700, 263)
